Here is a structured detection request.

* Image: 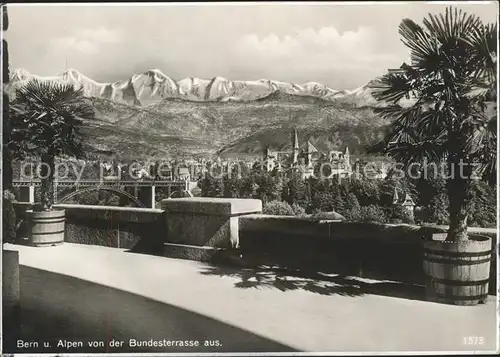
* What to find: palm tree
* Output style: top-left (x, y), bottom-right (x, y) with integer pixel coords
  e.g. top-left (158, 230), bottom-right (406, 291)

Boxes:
top-left (371, 7), bottom-right (497, 241)
top-left (9, 79), bottom-right (96, 211)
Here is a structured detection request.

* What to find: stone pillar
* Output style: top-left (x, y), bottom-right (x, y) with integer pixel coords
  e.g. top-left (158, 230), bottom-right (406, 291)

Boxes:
top-left (19, 185), bottom-right (35, 203)
top-left (151, 185), bottom-right (156, 208)
top-left (2, 249), bottom-right (20, 349)
top-left (2, 250), bottom-right (19, 305)
top-left (137, 186), bottom-right (155, 208)
top-left (162, 197), bottom-right (262, 252)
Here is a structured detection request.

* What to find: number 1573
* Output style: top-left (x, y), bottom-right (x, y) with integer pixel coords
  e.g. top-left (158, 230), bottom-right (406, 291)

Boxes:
top-left (463, 336), bottom-right (484, 345)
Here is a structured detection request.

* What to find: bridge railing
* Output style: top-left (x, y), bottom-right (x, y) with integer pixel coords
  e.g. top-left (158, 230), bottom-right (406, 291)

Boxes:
top-left (12, 179), bottom-right (191, 208)
top-left (12, 179), bottom-right (190, 188)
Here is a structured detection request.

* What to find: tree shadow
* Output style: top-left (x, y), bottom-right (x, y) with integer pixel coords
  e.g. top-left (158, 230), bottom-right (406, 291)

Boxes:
top-left (199, 264), bottom-right (427, 302)
top-left (3, 266), bottom-right (296, 354)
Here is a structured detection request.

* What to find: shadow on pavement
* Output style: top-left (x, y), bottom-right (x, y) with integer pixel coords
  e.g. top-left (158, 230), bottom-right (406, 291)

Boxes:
top-left (3, 266), bottom-right (296, 354)
top-left (199, 264), bottom-right (427, 301)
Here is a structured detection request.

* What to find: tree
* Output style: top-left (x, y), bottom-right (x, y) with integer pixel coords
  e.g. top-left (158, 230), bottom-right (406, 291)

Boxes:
top-left (3, 5), bottom-right (12, 190)
top-left (342, 193), bottom-right (360, 212)
top-left (3, 93), bottom-right (13, 190)
top-left (391, 204), bottom-right (415, 225)
top-left (468, 181), bottom-right (497, 227)
top-left (371, 7), bottom-right (497, 241)
top-left (263, 200), bottom-right (295, 216)
top-left (331, 186), bottom-right (343, 212)
top-left (350, 177), bottom-right (381, 206)
top-left (338, 193), bottom-right (360, 221)
top-left (379, 174), bottom-right (417, 219)
top-left (2, 190), bottom-right (16, 243)
top-left (9, 79), bottom-right (96, 210)
top-left (283, 171), bottom-right (306, 205)
top-left (239, 175), bottom-right (258, 198)
top-left (223, 174), bottom-right (241, 198)
top-left (200, 174), bottom-right (224, 198)
top-left (254, 171), bottom-right (279, 204)
top-left (427, 193), bottom-right (450, 225)
top-left (357, 205), bottom-right (388, 224)
top-left (414, 162), bottom-right (446, 209)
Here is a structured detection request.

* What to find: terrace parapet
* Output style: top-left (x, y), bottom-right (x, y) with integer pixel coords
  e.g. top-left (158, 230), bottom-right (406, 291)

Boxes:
top-left (162, 197), bottom-right (262, 248)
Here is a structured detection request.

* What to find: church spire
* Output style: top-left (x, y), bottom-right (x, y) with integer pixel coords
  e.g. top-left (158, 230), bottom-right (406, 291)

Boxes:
top-left (293, 128), bottom-right (299, 150)
top-left (292, 127), bottom-right (299, 164)
top-left (392, 186), bottom-right (400, 204)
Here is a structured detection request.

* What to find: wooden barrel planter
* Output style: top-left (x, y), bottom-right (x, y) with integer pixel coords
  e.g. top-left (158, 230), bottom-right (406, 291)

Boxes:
top-left (27, 209), bottom-right (65, 247)
top-left (423, 234), bottom-right (492, 306)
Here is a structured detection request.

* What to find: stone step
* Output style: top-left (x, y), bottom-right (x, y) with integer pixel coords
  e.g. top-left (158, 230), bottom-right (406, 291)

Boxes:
top-left (163, 242), bottom-right (240, 264)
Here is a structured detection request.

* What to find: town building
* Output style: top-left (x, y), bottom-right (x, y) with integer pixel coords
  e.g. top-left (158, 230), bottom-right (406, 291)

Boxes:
top-left (392, 187), bottom-right (416, 220)
top-left (262, 128), bottom-right (352, 179)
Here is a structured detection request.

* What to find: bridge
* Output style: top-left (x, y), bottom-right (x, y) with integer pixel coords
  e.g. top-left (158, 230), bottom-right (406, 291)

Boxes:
top-left (12, 179), bottom-right (193, 208)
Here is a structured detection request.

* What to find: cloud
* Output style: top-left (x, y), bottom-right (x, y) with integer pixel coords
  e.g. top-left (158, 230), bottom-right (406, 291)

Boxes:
top-left (78, 27), bottom-right (122, 44)
top-left (235, 26), bottom-right (404, 70)
top-left (240, 33), bottom-right (300, 56)
top-left (50, 27), bottom-right (122, 55)
top-left (50, 37), bottom-right (98, 54)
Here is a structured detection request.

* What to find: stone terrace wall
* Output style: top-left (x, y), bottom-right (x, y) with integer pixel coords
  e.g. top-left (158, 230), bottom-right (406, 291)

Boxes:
top-left (14, 203), bottom-right (166, 254)
top-left (12, 203), bottom-right (497, 294)
top-left (239, 215), bottom-right (498, 294)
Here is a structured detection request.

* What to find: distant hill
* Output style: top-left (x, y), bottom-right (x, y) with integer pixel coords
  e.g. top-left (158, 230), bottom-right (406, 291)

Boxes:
top-left (216, 108), bottom-right (389, 159)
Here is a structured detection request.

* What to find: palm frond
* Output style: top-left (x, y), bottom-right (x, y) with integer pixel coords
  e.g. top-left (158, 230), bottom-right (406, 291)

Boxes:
top-left (371, 72), bottom-right (419, 103)
top-left (461, 21), bottom-right (497, 81)
top-left (375, 5), bottom-right (497, 186)
top-left (9, 79), bottom-right (97, 160)
top-left (399, 18), bottom-right (438, 67)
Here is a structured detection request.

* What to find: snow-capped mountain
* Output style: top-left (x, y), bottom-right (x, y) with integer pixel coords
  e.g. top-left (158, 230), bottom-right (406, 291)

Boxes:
top-left (8, 68), bottom-right (381, 107)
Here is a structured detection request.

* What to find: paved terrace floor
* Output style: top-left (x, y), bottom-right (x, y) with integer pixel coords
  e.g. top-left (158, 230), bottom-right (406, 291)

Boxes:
top-left (3, 243), bottom-right (499, 354)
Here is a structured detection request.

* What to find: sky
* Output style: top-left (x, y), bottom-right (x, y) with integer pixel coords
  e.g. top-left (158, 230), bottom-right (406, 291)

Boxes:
top-left (5, 2), bottom-right (499, 89)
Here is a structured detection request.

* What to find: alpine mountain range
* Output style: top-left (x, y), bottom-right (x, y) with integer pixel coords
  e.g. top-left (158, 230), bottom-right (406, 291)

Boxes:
top-left (7, 68), bottom-right (400, 159)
